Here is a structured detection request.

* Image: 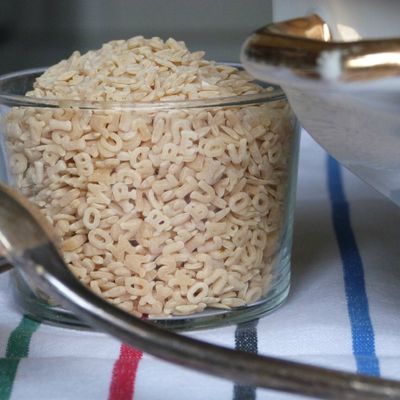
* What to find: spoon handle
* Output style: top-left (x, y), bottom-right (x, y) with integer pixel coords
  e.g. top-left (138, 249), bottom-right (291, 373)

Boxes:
top-left (0, 256), bottom-right (13, 274)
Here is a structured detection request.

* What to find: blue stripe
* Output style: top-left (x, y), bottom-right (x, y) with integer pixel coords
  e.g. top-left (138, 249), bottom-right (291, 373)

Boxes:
top-left (233, 320), bottom-right (258, 400)
top-left (327, 156), bottom-right (380, 376)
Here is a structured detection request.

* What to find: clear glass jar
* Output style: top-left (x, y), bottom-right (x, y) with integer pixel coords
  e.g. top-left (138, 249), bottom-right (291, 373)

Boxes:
top-left (0, 68), bottom-right (300, 330)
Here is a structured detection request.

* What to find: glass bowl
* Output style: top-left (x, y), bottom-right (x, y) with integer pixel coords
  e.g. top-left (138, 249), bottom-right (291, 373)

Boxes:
top-left (0, 67), bottom-right (300, 330)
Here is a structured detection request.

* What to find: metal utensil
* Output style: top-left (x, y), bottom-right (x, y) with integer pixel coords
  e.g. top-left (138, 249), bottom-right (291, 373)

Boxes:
top-left (0, 256), bottom-right (12, 273)
top-left (1, 181), bottom-right (400, 399)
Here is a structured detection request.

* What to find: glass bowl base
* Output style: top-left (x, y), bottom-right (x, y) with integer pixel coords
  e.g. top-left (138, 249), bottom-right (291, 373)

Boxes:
top-left (11, 271), bottom-right (290, 331)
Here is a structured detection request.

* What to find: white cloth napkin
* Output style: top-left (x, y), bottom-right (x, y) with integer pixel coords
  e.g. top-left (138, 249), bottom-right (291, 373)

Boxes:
top-left (1, 130), bottom-right (400, 400)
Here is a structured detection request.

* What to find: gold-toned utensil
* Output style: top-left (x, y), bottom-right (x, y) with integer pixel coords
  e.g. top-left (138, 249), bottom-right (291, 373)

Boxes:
top-left (242, 14), bottom-right (400, 84)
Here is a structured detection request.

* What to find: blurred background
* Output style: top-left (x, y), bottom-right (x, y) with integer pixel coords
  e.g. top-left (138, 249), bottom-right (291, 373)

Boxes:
top-left (0, 0), bottom-right (272, 74)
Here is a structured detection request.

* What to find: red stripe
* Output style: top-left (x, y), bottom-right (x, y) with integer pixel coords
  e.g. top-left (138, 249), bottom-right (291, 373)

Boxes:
top-left (108, 344), bottom-right (143, 400)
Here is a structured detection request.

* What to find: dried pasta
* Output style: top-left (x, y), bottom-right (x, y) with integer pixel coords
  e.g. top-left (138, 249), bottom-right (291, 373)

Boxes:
top-left (4, 36), bottom-right (294, 317)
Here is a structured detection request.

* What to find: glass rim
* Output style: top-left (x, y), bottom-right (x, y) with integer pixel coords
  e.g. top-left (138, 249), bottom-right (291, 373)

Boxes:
top-left (0, 67), bottom-right (286, 111)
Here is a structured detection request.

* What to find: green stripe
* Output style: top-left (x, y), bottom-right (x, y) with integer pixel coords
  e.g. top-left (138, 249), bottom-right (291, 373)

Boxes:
top-left (0, 317), bottom-right (40, 400)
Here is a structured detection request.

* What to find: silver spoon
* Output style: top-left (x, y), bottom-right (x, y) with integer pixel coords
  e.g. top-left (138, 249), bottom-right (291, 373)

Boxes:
top-left (1, 181), bottom-right (400, 400)
top-left (0, 256), bottom-right (12, 273)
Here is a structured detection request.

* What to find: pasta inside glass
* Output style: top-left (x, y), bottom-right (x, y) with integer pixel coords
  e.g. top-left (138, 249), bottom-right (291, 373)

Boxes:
top-left (0, 68), bottom-right (300, 330)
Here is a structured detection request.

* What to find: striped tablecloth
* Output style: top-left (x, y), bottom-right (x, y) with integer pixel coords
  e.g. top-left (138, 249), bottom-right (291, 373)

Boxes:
top-left (1, 130), bottom-right (400, 400)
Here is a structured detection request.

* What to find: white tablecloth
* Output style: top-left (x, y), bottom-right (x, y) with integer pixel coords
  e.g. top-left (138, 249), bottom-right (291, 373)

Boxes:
top-left (1, 131), bottom-right (400, 400)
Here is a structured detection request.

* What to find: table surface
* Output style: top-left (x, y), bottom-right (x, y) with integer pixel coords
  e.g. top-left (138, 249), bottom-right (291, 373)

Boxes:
top-left (1, 131), bottom-right (400, 400)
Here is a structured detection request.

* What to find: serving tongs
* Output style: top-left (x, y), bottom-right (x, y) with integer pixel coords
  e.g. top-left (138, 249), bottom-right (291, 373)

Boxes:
top-left (1, 181), bottom-right (400, 399)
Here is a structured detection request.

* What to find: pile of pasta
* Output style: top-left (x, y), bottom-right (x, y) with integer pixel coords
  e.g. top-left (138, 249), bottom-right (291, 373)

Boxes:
top-left (4, 37), bottom-right (292, 317)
